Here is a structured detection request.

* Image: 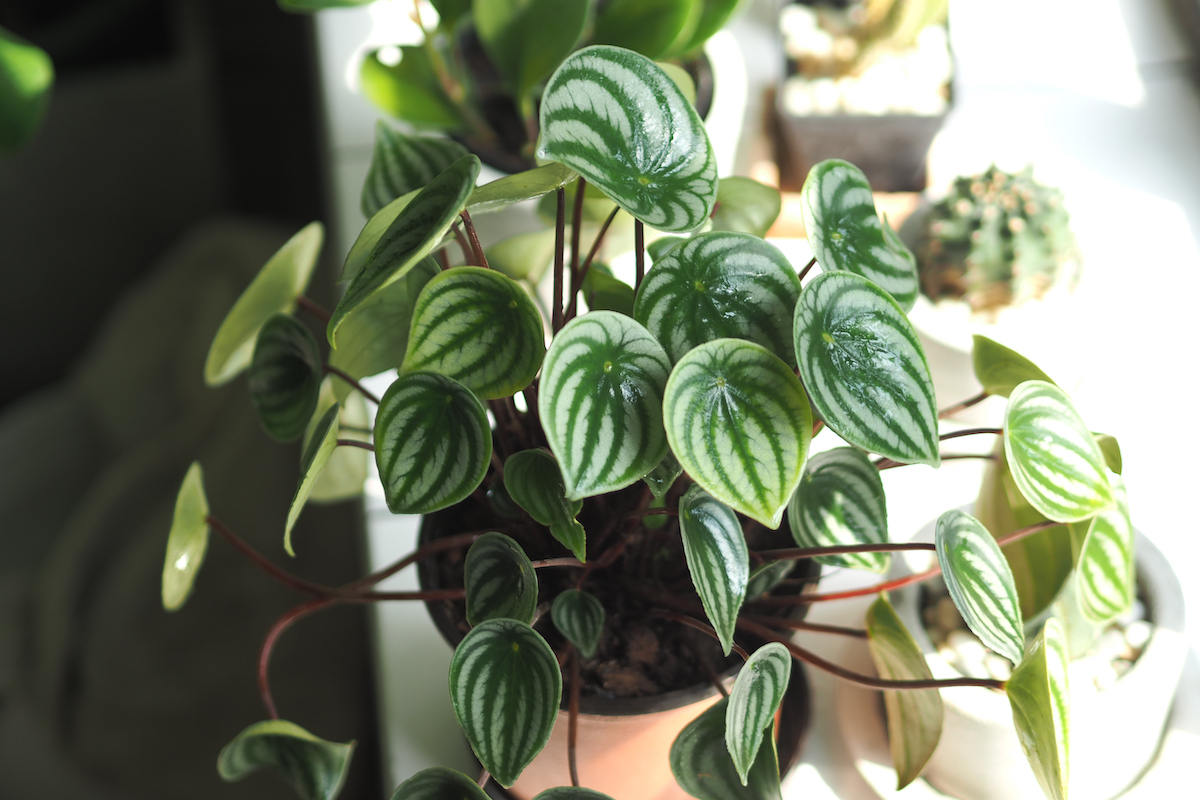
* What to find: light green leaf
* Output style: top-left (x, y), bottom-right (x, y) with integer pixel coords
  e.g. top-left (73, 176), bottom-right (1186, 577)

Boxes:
top-left (551, 589), bottom-right (606, 660)
top-left (279, 0), bottom-right (373, 10)
top-left (972, 335), bottom-right (1053, 398)
top-left (794, 271), bottom-right (939, 466)
top-left (464, 532), bottom-right (538, 625)
top-left (341, 190), bottom-right (418, 284)
top-left (361, 46), bottom-right (464, 129)
top-left (532, 788), bottom-right (617, 800)
top-left (1078, 481), bottom-right (1134, 624)
top-left (726, 643), bottom-right (791, 785)
top-left (670, 697), bottom-right (782, 800)
top-left (745, 560), bottom-right (794, 600)
top-left (389, 767), bottom-right (490, 800)
top-left (248, 314), bottom-right (322, 443)
top-left (787, 447), bottom-right (889, 573)
top-left (361, 122), bottom-right (468, 218)
top-left (657, 60), bottom-right (697, 105)
top-left (643, 449), bottom-right (683, 500)
top-left (1094, 433), bottom-right (1122, 475)
top-left (0, 25), bottom-right (54, 155)
top-left (675, 0), bottom-right (745, 56)
top-left (1007, 618), bottom-right (1070, 800)
top-left (285, 403), bottom-right (340, 556)
top-left (449, 619), bottom-right (562, 787)
top-left (664, 339), bottom-right (811, 528)
top-left (474, 0), bottom-right (591, 105)
top-left (581, 263), bottom-right (636, 316)
top-left (305, 379), bottom-right (370, 502)
top-left (217, 719), bottom-right (355, 800)
top-left (712, 177), bottom-right (782, 239)
top-left (503, 449), bottom-right (586, 561)
top-left (162, 462), bottom-right (210, 611)
top-left (592, 0), bottom-right (701, 61)
top-left (469, 162), bottom-right (578, 215)
top-left (486, 228), bottom-right (558, 282)
top-left (679, 484), bottom-right (749, 655)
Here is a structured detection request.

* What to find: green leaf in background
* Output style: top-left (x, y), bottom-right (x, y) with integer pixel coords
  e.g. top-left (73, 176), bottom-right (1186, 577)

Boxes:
top-left (634, 232), bottom-right (801, 366)
top-left (539, 311), bottom-right (671, 500)
top-left (799, 159), bottom-right (919, 311)
top-left (531, 788), bottom-right (617, 800)
top-left (403, 266), bottom-right (545, 400)
top-left (341, 190), bottom-right (418, 284)
top-left (248, 314), bottom-right (322, 443)
top-left (464, 532), bottom-right (538, 625)
top-left (935, 509), bottom-right (1025, 665)
top-left (449, 619), bottom-right (562, 788)
top-left (161, 462), bottom-right (210, 611)
top-left (670, 697), bottom-right (782, 800)
top-left (1007, 617), bottom-right (1070, 800)
top-left (675, 0), bottom-right (745, 56)
top-left (536, 177), bottom-right (620, 225)
top-left (205, 222), bottom-right (323, 386)
top-left (217, 719), bottom-right (355, 800)
top-left (712, 177), bottom-right (782, 239)
top-left (1078, 481), bottom-right (1134, 624)
top-left (664, 339), bottom-right (811, 528)
top-left (429, 0), bottom-right (472, 28)
top-left (284, 403), bottom-right (340, 556)
top-left (538, 46), bottom-right (718, 233)
top-left (656, 60), bottom-right (697, 105)
top-left (374, 371), bottom-right (491, 514)
top-left (679, 484), bottom-right (749, 655)
top-left (592, 0), bottom-right (701, 61)
top-left (330, 155), bottom-right (480, 346)
top-left (469, 162), bottom-right (577, 215)
top-left (279, 0), bottom-right (373, 10)
top-left (486, 228), bottom-right (558, 282)
top-left (551, 589), bottom-right (606, 660)
top-left (725, 642), bottom-right (791, 785)
top-left (305, 378), bottom-right (370, 502)
top-left (361, 122), bottom-right (468, 218)
top-left (504, 449), bottom-right (587, 561)
top-left (648, 235), bottom-right (686, 262)
top-left (787, 447), bottom-right (889, 573)
top-left (971, 335), bottom-right (1053, 398)
top-left (1094, 432), bottom-right (1122, 475)
top-left (643, 449), bottom-right (683, 500)
top-left (794, 271), bottom-right (939, 466)
top-left (473, 0), bottom-right (591, 109)
top-left (389, 767), bottom-right (490, 800)
top-left (865, 596), bottom-right (942, 790)
top-left (0, 25), bottom-right (54, 155)
top-left (361, 45), bottom-right (463, 129)
top-left (745, 560), bottom-right (794, 599)
top-left (1004, 380), bottom-right (1114, 523)
top-left (581, 263), bottom-right (636, 316)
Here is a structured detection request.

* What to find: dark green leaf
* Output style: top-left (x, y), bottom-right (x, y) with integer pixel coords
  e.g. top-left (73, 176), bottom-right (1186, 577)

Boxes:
top-left (361, 123), bottom-right (468, 217)
top-left (249, 314), bottom-right (322, 443)
top-left (430, 0), bottom-right (472, 28)
top-left (745, 560), bottom-right (793, 599)
top-left (972, 335), bottom-right (1053, 398)
top-left (1078, 481), bottom-right (1134, 624)
top-left (787, 447), bottom-right (889, 572)
top-left (285, 403), bottom-right (341, 556)
top-left (670, 697), bottom-right (781, 800)
top-left (389, 767), bottom-right (489, 800)
top-left (531, 788), bottom-right (616, 800)
top-left (648, 236), bottom-right (685, 262)
top-left (503, 449), bottom-right (586, 561)
top-left (279, 0), bottom-right (374, 12)
top-left (581, 264), bottom-right (636, 316)
top-left (361, 46), bottom-right (463, 128)
top-left (474, 0), bottom-right (592, 105)
top-left (726, 643), bottom-right (791, 784)
top-left (341, 190), bottom-right (417, 284)
top-left (643, 449), bottom-right (683, 500)
top-left (551, 589), bottom-right (605, 660)
top-left (592, 0), bottom-right (701, 61)
top-left (675, 0), bottom-right (745, 56)
top-left (464, 532), bottom-right (538, 625)
top-left (1007, 618), bottom-right (1070, 800)
top-left (712, 177), bottom-right (782, 239)
top-left (679, 484), bottom-right (749, 655)
top-left (217, 719), bottom-right (355, 800)
top-left (0, 25), bottom-right (53, 154)
top-left (161, 462), bottom-right (210, 611)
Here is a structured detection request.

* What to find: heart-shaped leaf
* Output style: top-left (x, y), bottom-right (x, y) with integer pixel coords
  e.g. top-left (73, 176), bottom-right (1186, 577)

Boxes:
top-left (375, 371), bottom-right (491, 514)
top-left (538, 46), bottom-right (717, 233)
top-left (935, 509), bottom-right (1025, 665)
top-left (503, 449), bottom-right (586, 561)
top-left (205, 222), bottom-right (323, 386)
top-left (679, 484), bottom-right (749, 655)
top-left (532, 789), bottom-right (617, 800)
top-left (726, 642), bottom-right (791, 785)
top-left (1078, 481), bottom-right (1134, 624)
top-left (539, 311), bottom-right (671, 499)
top-left (664, 339), bottom-right (811, 528)
top-left (972, 335), bottom-right (1053, 398)
top-left (249, 314), bottom-right (322, 443)
top-left (162, 462), bottom-right (210, 611)
top-left (634, 232), bottom-right (802, 366)
top-left (361, 123), bottom-right (468, 218)
top-left (0, 26), bottom-right (54, 155)
top-left (285, 403), bottom-right (340, 556)
top-left (745, 560), bottom-right (794, 600)
top-left (800, 159), bottom-right (919, 311)
top-left (361, 45), bottom-right (463, 128)
top-left (305, 379), bottom-right (370, 502)
top-left (794, 271), bottom-right (939, 466)
top-left (712, 177), bottom-right (782, 239)
top-left (469, 162), bottom-right (577, 215)
top-left (1007, 617), bottom-right (1070, 800)
top-left (865, 595), bottom-right (942, 790)
top-left (592, 0), bottom-right (701, 61)
top-left (787, 447), bottom-right (889, 573)
top-left (551, 589), bottom-right (605, 660)
top-left (670, 697), bottom-right (782, 800)
top-left (474, 0), bottom-right (591, 106)
top-left (403, 267), bottom-right (545, 400)
top-left (217, 719), bottom-right (355, 800)
top-left (464, 532), bottom-right (538, 625)
top-left (486, 229), bottom-right (559, 283)
top-left (449, 619), bottom-right (562, 788)
top-left (643, 449), bottom-right (683, 500)
top-left (389, 767), bottom-right (490, 800)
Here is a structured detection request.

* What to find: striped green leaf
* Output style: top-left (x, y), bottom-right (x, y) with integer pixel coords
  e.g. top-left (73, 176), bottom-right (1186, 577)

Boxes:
top-left (285, 403), bottom-right (340, 557)
top-left (643, 449), bottom-right (683, 500)
top-left (712, 177), bottom-right (782, 239)
top-left (935, 509), bottom-right (1025, 665)
top-left (1004, 380), bottom-right (1114, 523)
top-left (972, 335), bottom-right (1053, 398)
top-left (249, 314), bottom-right (322, 443)
top-left (1007, 618), bottom-right (1070, 800)
top-left (592, 0), bottom-right (700, 61)
top-left (787, 447), bottom-right (889, 573)
top-left (664, 339), bottom-right (811, 528)
top-left (537, 46), bottom-right (718, 233)
top-left (532, 789), bottom-right (617, 800)
top-left (305, 381), bottom-right (370, 502)
top-left (217, 719), bottom-right (354, 800)
top-left (361, 123), bottom-right (467, 218)
top-left (449, 619), bottom-right (562, 788)
top-left (361, 45), bottom-right (463, 129)
top-left (539, 311), bottom-right (671, 500)
top-left (634, 233), bottom-right (802, 367)
top-left (503, 449), bottom-right (586, 561)
top-left (375, 371), bottom-right (491, 514)
top-left (866, 596), bottom-right (942, 790)
top-left (474, 0), bottom-right (591, 107)
top-left (551, 589), bottom-right (605, 660)
top-left (794, 271), bottom-right (939, 466)
top-left (726, 643), bottom-right (791, 785)
top-left (679, 484), bottom-right (749, 656)
top-left (1078, 481), bottom-right (1134, 624)
top-left (464, 532), bottom-right (538, 626)
top-left (329, 155), bottom-right (480, 347)
top-left (469, 162), bottom-right (577, 215)
top-left (389, 767), bottom-right (490, 800)
top-left (162, 462), bottom-right (210, 611)
top-left (342, 190), bottom-right (417, 284)
top-left (205, 222), bottom-right (323, 386)
top-left (670, 697), bottom-right (782, 800)
top-left (745, 560), bottom-right (794, 600)
top-left (799, 159), bottom-right (919, 311)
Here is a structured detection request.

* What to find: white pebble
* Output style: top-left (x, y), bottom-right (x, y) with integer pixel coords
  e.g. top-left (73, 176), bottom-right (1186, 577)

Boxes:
top-left (1124, 620), bottom-right (1152, 650)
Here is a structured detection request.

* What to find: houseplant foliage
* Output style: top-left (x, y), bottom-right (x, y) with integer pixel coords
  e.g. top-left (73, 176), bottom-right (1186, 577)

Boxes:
top-left (163, 42), bottom-right (1133, 800)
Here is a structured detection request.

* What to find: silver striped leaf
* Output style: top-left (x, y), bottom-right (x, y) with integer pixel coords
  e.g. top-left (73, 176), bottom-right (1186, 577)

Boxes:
top-left (217, 719), bottom-right (354, 800)
top-left (341, 189), bottom-right (417, 284)
top-left (794, 272), bottom-right (939, 467)
top-left (1004, 380), bottom-right (1114, 523)
top-left (449, 619), bottom-right (562, 788)
top-left (248, 314), bottom-right (322, 443)
top-left (799, 159), bottom-right (919, 311)
top-left (464, 532), bottom-right (538, 626)
top-left (537, 46), bottom-right (718, 233)
top-left (1007, 617), bottom-right (1070, 800)
top-left (531, 790), bottom-right (616, 800)
top-left (374, 371), bottom-right (492, 514)
top-left (403, 267), bottom-right (546, 400)
top-left (539, 311), bottom-right (671, 500)
top-left (550, 589), bottom-right (605, 660)
top-left (285, 403), bottom-right (340, 557)
top-left (633, 232), bottom-right (802, 366)
top-left (679, 484), bottom-right (750, 656)
top-left (503, 449), bottom-right (586, 562)
top-left (935, 509), bottom-right (1025, 665)
top-left (1078, 481), bottom-right (1134, 624)
top-left (664, 339), bottom-right (811, 528)
top-left (643, 449), bottom-right (683, 500)
top-left (162, 462), bottom-right (210, 611)
top-left (725, 642), bottom-right (791, 785)
top-left (388, 767), bottom-right (489, 800)
top-left (670, 697), bottom-right (782, 800)
top-left (972, 334), bottom-right (1053, 398)
top-left (787, 447), bottom-right (889, 573)
top-left (361, 122), bottom-right (468, 218)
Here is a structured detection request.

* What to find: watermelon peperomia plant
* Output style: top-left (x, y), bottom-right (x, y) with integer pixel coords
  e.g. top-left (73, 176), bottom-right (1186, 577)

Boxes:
top-left (163, 44), bottom-right (1133, 800)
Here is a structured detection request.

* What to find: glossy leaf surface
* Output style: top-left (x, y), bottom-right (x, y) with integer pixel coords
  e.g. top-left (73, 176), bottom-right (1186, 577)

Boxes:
top-left (712, 177), bottom-right (782, 239)
top-left (162, 462), bottom-right (210, 611)
top-left (0, 26), bottom-right (54, 154)
top-left (305, 380), bottom-right (370, 502)
top-left (341, 189), bottom-right (417, 284)
top-left (670, 697), bottom-right (781, 800)
top-left (1078, 482), bottom-right (1134, 623)
top-left (679, 484), bottom-right (749, 655)
top-left (469, 162), bottom-right (577, 215)
top-left (474, 0), bottom-right (591, 104)
top-left (389, 767), bottom-right (490, 800)
top-left (726, 642), bottom-right (791, 785)
top-left (643, 449), bottom-right (683, 500)
top-left (285, 403), bottom-right (340, 556)
top-left (551, 589), bottom-right (605, 660)
top-left (592, 0), bottom-right (700, 60)
top-left (361, 46), bottom-right (463, 128)
top-left (503, 449), bottom-right (586, 561)
top-left (972, 335), bottom-right (1053, 398)
top-left (361, 123), bottom-right (467, 217)
top-left (464, 532), bottom-right (538, 625)
top-left (248, 314), bottom-right (322, 443)
top-left (1007, 618), bottom-right (1070, 800)
top-left (787, 447), bottom-right (889, 572)
top-left (217, 719), bottom-right (354, 800)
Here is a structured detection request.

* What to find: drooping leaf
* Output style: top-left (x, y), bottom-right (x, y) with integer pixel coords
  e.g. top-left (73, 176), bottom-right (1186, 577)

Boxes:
top-left (217, 719), bottom-right (355, 800)
top-left (643, 449), bottom-right (683, 500)
top-left (389, 767), bottom-right (490, 800)
top-left (592, 0), bottom-right (701, 61)
top-left (305, 379), bottom-right (370, 502)
top-left (972, 335), bottom-right (1053, 398)
top-left (486, 228), bottom-right (558, 282)
top-left (0, 25), bottom-right (54, 155)
top-left (581, 263), bottom-right (636, 316)
top-left (162, 462), bottom-right (210, 611)
top-left (794, 271), bottom-right (939, 466)
top-left (551, 589), bottom-right (605, 660)
top-left (464, 532), bottom-right (538, 625)
top-left (469, 162), bottom-right (577, 215)
top-left (1007, 618), bottom-right (1070, 800)
top-left (361, 45), bottom-right (464, 128)
top-left (538, 46), bottom-right (718, 233)
top-left (503, 449), bottom-right (586, 561)
top-left (473, 0), bottom-right (591, 106)
top-left (341, 190), bottom-right (418, 284)
top-left (285, 403), bottom-right (340, 556)
top-left (935, 509), bottom-right (1025, 665)
top-left (449, 619), bottom-right (562, 788)
top-left (670, 697), bottom-right (782, 800)
top-left (531, 788), bottom-right (617, 800)
top-left (675, 0), bottom-right (745, 56)
top-left (726, 643), bottom-right (791, 785)
top-left (361, 122), bottom-right (468, 217)
top-left (787, 447), bottom-right (889, 573)
top-left (679, 484), bottom-right (749, 655)
top-left (1077, 481), bottom-right (1134, 624)
top-left (664, 339), bottom-right (811, 528)
top-left (374, 371), bottom-right (491, 514)
top-left (539, 311), bottom-right (671, 500)
top-left (1094, 433), bottom-right (1122, 475)
top-left (248, 314), bottom-right (322, 443)
top-left (712, 177), bottom-right (782, 239)
top-left (745, 560), bottom-right (794, 600)
top-left (634, 232), bottom-right (801, 366)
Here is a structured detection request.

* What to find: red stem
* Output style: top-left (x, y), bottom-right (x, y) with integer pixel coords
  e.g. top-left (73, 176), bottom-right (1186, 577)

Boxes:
top-left (295, 295), bottom-right (332, 324)
top-left (323, 365), bottom-right (381, 405)
top-left (553, 187), bottom-right (566, 332)
top-left (452, 222), bottom-right (473, 266)
top-left (634, 220), bottom-right (645, 289)
top-left (336, 439), bottom-right (374, 451)
top-left (207, 516), bottom-right (332, 596)
top-left (738, 612), bottom-right (869, 639)
top-left (531, 557), bottom-right (585, 569)
top-left (939, 390), bottom-right (990, 419)
top-left (459, 210), bottom-right (490, 269)
top-left (798, 256), bottom-right (818, 282)
top-left (940, 427), bottom-right (1002, 441)
top-left (565, 205), bottom-right (620, 320)
top-left (755, 542), bottom-right (936, 562)
top-left (343, 531), bottom-right (486, 590)
top-left (570, 178), bottom-right (586, 283)
top-left (652, 609), bottom-right (749, 660)
top-left (259, 597), bottom-right (337, 718)
top-left (568, 647), bottom-right (581, 787)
